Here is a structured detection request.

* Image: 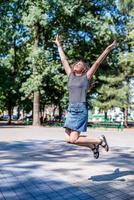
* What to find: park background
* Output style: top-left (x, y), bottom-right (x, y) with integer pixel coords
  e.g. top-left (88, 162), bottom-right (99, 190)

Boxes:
top-left (0, 0), bottom-right (134, 128)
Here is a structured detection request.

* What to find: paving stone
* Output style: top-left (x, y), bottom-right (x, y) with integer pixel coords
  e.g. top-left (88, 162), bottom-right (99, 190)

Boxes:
top-left (0, 127), bottom-right (134, 200)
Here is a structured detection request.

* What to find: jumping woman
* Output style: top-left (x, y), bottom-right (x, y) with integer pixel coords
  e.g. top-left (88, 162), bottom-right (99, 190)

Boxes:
top-left (54, 35), bottom-right (117, 159)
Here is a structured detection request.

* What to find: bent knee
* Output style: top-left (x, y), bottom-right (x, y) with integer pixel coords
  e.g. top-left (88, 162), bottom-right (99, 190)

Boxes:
top-left (65, 137), bottom-right (77, 144)
top-left (69, 138), bottom-right (78, 144)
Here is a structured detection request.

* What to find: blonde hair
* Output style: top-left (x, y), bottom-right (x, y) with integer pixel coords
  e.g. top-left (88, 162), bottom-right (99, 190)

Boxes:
top-left (71, 60), bottom-right (89, 75)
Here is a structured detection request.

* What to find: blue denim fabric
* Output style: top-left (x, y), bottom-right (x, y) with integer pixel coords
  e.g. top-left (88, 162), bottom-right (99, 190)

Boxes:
top-left (63, 103), bottom-right (88, 132)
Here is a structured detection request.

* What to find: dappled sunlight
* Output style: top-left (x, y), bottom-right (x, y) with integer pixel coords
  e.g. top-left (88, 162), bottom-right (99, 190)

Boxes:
top-left (0, 140), bottom-right (133, 181)
top-left (0, 139), bottom-right (133, 199)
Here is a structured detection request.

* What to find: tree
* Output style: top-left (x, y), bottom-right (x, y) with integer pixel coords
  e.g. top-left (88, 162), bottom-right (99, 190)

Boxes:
top-left (118, 0), bottom-right (134, 127)
top-left (91, 75), bottom-right (128, 118)
top-left (21, 0), bottom-right (53, 126)
top-left (0, 0), bottom-right (27, 123)
top-left (1, 0), bottom-right (132, 126)
top-left (91, 0), bottom-right (134, 126)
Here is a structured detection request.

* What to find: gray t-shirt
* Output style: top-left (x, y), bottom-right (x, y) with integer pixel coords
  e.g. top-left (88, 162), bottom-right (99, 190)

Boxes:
top-left (68, 72), bottom-right (90, 103)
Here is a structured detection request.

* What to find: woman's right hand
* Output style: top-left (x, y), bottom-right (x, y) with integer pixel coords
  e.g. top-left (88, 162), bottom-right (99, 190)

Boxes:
top-left (107, 40), bottom-right (117, 50)
top-left (54, 35), bottom-right (61, 46)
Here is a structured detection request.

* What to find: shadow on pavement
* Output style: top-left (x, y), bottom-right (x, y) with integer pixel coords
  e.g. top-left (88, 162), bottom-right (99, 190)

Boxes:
top-left (88, 168), bottom-right (134, 182)
top-left (0, 140), bottom-right (134, 200)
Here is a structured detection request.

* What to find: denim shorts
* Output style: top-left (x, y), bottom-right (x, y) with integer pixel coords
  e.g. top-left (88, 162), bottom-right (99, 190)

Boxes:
top-left (63, 103), bottom-right (88, 133)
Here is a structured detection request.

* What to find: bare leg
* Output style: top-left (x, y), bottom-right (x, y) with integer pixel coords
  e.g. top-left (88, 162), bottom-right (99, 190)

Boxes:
top-left (65, 128), bottom-right (95, 148)
top-left (65, 129), bottom-right (101, 159)
top-left (65, 129), bottom-right (109, 159)
top-left (65, 128), bottom-right (71, 143)
top-left (69, 131), bottom-right (101, 147)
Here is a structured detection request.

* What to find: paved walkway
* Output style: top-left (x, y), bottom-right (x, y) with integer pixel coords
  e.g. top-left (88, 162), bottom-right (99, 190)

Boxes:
top-left (0, 126), bottom-right (134, 200)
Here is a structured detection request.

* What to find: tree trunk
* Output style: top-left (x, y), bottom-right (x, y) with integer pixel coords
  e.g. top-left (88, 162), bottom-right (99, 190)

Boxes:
top-left (33, 91), bottom-right (40, 126)
top-left (59, 103), bottom-right (62, 120)
top-left (7, 103), bottom-right (12, 125)
top-left (123, 108), bottom-right (128, 128)
top-left (53, 106), bottom-right (57, 118)
top-left (104, 111), bottom-right (108, 121)
top-left (17, 105), bottom-right (20, 120)
top-left (32, 25), bottom-right (41, 126)
top-left (40, 103), bottom-right (45, 124)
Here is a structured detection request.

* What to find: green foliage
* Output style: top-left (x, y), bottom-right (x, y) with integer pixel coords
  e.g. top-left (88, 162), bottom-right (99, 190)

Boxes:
top-left (0, 0), bottom-right (133, 119)
top-left (92, 74), bottom-right (130, 111)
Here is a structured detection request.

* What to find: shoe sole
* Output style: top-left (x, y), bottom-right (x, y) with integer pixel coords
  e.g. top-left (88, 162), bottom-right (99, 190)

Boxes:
top-left (101, 135), bottom-right (109, 152)
top-left (92, 145), bottom-right (99, 159)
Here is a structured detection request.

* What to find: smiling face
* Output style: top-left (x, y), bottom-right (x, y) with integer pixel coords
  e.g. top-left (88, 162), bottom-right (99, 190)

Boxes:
top-left (73, 61), bottom-right (84, 72)
top-left (73, 60), bottom-right (88, 75)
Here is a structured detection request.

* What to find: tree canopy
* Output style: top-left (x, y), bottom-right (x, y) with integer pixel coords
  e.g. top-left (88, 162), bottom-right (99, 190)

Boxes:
top-left (0, 0), bottom-right (133, 125)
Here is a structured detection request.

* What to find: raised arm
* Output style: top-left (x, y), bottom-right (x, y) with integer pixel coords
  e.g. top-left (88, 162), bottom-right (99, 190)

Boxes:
top-left (54, 35), bottom-right (71, 76)
top-left (87, 41), bottom-right (117, 79)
